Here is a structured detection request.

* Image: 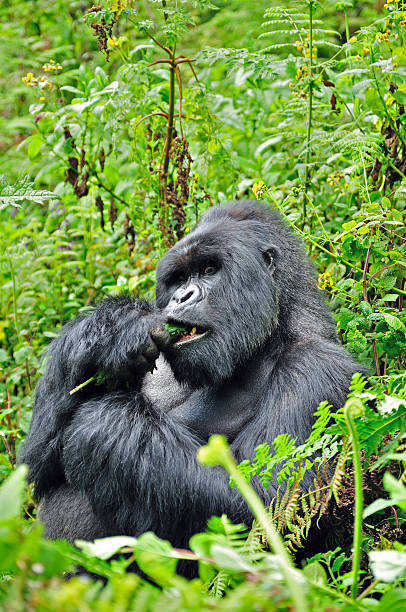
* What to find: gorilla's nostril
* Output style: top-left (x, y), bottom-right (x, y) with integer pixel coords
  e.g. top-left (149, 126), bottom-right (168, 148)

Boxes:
top-left (180, 290), bottom-right (194, 303)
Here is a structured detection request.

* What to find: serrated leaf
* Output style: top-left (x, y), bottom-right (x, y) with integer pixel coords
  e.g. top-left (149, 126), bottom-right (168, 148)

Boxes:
top-left (383, 313), bottom-right (406, 333)
top-left (357, 405), bottom-right (406, 457)
top-left (0, 175), bottom-right (57, 209)
top-left (381, 276), bottom-right (397, 290)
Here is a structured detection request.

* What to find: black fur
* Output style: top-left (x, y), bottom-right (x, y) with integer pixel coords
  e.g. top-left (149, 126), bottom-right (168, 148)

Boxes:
top-left (20, 200), bottom-right (362, 558)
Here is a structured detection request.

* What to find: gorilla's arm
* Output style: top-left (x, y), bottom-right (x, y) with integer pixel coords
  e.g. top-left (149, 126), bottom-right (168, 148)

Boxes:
top-left (62, 391), bottom-right (246, 544)
top-left (20, 295), bottom-right (165, 497)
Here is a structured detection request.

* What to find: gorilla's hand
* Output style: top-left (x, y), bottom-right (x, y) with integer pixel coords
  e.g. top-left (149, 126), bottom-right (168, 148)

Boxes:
top-left (119, 324), bottom-right (172, 380)
top-left (43, 296), bottom-right (173, 393)
top-left (93, 305), bottom-right (172, 384)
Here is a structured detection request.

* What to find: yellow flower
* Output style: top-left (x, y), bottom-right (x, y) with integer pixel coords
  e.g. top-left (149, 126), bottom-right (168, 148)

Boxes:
top-left (39, 76), bottom-right (54, 90)
top-left (317, 272), bottom-right (333, 291)
top-left (40, 96), bottom-right (46, 101)
top-left (43, 59), bottom-right (62, 72)
top-left (349, 36), bottom-right (358, 43)
top-left (252, 180), bottom-right (265, 199)
top-left (376, 32), bottom-right (389, 41)
top-left (108, 37), bottom-right (119, 48)
top-left (22, 72), bottom-right (38, 87)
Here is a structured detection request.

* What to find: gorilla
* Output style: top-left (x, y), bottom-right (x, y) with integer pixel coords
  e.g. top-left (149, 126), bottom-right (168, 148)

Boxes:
top-left (20, 199), bottom-right (361, 557)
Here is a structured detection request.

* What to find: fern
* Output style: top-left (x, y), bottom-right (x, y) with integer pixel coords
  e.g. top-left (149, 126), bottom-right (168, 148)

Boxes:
top-left (198, 47), bottom-right (285, 81)
top-left (232, 373), bottom-right (406, 550)
top-left (311, 130), bottom-right (384, 166)
top-left (259, 5), bottom-right (340, 53)
top-left (203, 516), bottom-right (264, 596)
top-left (357, 404), bottom-right (406, 458)
top-left (0, 175), bottom-right (57, 210)
top-left (209, 571), bottom-right (227, 599)
top-left (233, 400), bottom-right (340, 492)
top-left (264, 458), bottom-right (338, 551)
top-left (332, 132), bottom-right (383, 164)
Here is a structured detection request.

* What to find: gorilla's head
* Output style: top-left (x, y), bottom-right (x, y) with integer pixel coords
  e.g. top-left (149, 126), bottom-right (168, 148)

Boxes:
top-left (155, 200), bottom-right (334, 388)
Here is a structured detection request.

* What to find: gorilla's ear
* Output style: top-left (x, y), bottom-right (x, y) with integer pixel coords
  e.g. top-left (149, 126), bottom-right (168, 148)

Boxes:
top-left (263, 246), bottom-right (278, 271)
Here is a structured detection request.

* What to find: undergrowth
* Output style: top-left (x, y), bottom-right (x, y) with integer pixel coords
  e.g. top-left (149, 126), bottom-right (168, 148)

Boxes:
top-left (1, 0), bottom-right (406, 610)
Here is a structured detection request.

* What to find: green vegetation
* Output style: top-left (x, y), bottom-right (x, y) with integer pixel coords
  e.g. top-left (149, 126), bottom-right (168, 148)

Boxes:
top-left (1, 0), bottom-right (406, 609)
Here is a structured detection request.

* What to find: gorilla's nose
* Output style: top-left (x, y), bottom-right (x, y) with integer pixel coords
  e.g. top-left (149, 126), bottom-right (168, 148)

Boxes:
top-left (169, 284), bottom-right (202, 309)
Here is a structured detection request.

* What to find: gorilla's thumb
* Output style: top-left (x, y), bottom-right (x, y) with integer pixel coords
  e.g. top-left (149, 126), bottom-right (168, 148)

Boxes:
top-left (151, 327), bottom-right (172, 350)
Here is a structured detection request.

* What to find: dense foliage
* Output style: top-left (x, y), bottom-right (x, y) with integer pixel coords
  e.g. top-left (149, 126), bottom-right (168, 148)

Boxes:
top-left (1, 0), bottom-right (406, 609)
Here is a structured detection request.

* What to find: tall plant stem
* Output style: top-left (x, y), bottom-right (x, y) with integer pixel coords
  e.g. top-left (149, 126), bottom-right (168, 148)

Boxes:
top-left (344, 398), bottom-right (364, 600)
top-left (344, 6), bottom-right (350, 58)
top-left (7, 255), bottom-right (19, 336)
top-left (344, 7), bottom-right (350, 43)
top-left (159, 47), bottom-right (176, 242)
top-left (303, 1), bottom-right (314, 225)
top-left (198, 436), bottom-right (308, 612)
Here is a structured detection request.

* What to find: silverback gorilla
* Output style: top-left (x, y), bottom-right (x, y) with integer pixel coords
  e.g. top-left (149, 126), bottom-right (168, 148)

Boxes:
top-left (21, 200), bottom-right (361, 557)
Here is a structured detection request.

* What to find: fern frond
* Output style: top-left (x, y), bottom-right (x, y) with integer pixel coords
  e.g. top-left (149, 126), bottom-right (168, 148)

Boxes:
top-left (0, 175), bottom-right (57, 210)
top-left (264, 8), bottom-right (309, 17)
top-left (330, 442), bottom-right (350, 505)
top-left (261, 19), bottom-right (323, 26)
top-left (209, 571), bottom-right (227, 598)
top-left (312, 40), bottom-right (341, 49)
top-left (261, 43), bottom-right (300, 52)
top-left (260, 28), bottom-right (338, 38)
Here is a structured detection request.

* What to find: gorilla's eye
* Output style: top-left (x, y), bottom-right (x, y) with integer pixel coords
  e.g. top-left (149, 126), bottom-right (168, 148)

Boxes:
top-left (167, 270), bottom-right (187, 286)
top-left (203, 265), bottom-right (217, 276)
top-left (177, 272), bottom-right (188, 284)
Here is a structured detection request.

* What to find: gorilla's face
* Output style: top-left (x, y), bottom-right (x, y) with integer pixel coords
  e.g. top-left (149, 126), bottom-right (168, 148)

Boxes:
top-left (155, 207), bottom-right (280, 387)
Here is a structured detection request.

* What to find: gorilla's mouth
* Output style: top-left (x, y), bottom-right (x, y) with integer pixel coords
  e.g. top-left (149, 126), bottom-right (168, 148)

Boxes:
top-left (173, 324), bottom-right (209, 346)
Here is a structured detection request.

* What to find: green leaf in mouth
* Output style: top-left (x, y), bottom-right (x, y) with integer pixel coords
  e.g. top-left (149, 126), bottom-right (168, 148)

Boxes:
top-left (165, 323), bottom-right (188, 338)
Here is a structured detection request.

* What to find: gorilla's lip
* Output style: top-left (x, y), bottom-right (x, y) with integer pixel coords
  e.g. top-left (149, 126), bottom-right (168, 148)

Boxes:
top-left (168, 320), bottom-right (210, 346)
top-left (175, 330), bottom-right (209, 346)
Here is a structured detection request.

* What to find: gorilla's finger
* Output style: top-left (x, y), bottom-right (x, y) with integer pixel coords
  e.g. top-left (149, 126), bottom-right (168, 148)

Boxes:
top-left (151, 327), bottom-right (172, 350)
top-left (143, 339), bottom-right (159, 363)
top-left (133, 354), bottom-right (149, 372)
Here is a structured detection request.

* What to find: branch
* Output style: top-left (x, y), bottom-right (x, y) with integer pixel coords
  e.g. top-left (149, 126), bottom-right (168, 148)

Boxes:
top-left (175, 65), bottom-right (183, 138)
top-left (145, 31), bottom-right (171, 55)
top-left (365, 262), bottom-right (398, 286)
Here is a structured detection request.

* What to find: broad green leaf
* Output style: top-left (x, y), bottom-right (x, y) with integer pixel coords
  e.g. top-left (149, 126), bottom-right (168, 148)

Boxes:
top-left (0, 465), bottom-right (27, 520)
top-left (383, 314), bottom-right (406, 333)
top-left (369, 550), bottom-right (406, 582)
top-left (210, 544), bottom-right (254, 572)
top-left (134, 532), bottom-right (177, 583)
top-left (76, 535), bottom-right (138, 560)
top-left (303, 561), bottom-right (327, 585)
top-left (27, 134), bottom-right (43, 161)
